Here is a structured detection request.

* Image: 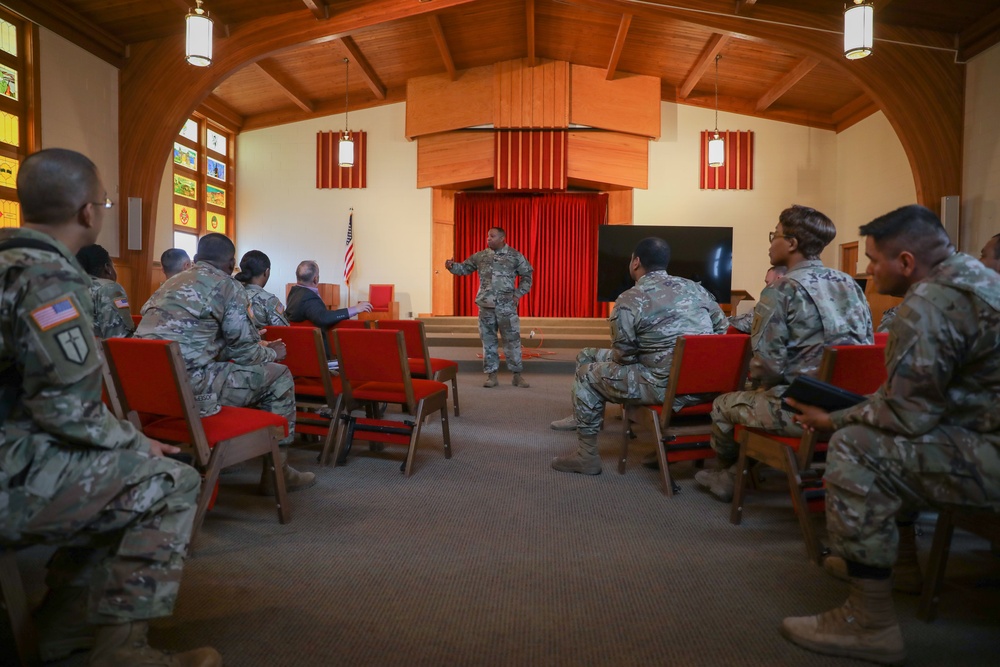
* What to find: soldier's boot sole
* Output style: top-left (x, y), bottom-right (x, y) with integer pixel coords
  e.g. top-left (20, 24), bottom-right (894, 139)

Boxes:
top-left (550, 453), bottom-right (602, 475)
top-left (780, 617), bottom-right (905, 665)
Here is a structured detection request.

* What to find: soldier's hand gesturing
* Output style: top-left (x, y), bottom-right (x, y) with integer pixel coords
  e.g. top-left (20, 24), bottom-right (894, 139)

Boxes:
top-left (445, 258), bottom-right (455, 270)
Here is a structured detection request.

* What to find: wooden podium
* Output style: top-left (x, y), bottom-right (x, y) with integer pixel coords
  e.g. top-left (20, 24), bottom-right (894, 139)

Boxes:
top-left (286, 283), bottom-right (340, 309)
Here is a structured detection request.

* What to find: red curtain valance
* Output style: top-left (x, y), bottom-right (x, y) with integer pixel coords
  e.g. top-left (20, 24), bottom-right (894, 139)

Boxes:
top-left (316, 131), bottom-right (367, 189)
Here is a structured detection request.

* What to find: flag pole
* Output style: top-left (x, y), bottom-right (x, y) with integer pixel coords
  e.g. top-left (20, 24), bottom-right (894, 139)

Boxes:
top-left (345, 207), bottom-right (354, 307)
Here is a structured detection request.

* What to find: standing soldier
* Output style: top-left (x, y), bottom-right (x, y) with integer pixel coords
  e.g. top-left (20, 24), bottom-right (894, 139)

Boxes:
top-left (446, 226), bottom-right (533, 388)
top-left (0, 148), bottom-right (219, 665)
top-left (549, 237), bottom-right (728, 475)
top-left (76, 242), bottom-right (135, 339)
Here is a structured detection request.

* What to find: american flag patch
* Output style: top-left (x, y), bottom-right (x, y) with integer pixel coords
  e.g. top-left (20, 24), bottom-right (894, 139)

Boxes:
top-left (30, 298), bottom-right (80, 331)
top-left (114, 297), bottom-right (129, 308)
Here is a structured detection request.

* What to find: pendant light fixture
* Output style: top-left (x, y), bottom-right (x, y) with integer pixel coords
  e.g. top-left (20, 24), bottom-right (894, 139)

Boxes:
top-left (339, 58), bottom-right (355, 168)
top-left (844, 0), bottom-right (874, 60)
top-left (708, 54), bottom-right (724, 168)
top-left (185, 0), bottom-right (213, 67)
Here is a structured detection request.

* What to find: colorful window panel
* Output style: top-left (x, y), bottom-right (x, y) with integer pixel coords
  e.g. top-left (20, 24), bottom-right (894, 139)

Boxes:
top-left (173, 142), bottom-right (197, 170)
top-left (206, 213), bottom-right (226, 234)
top-left (179, 119), bottom-right (199, 142)
top-left (206, 157), bottom-right (225, 181)
top-left (0, 18), bottom-right (16, 57)
top-left (206, 129), bottom-right (226, 154)
top-left (0, 110), bottom-right (18, 147)
top-left (206, 184), bottom-right (225, 207)
top-left (173, 174), bottom-right (197, 200)
top-left (0, 64), bottom-right (16, 101)
top-left (0, 155), bottom-right (16, 189)
top-left (173, 203), bottom-right (197, 229)
top-left (0, 198), bottom-right (19, 228)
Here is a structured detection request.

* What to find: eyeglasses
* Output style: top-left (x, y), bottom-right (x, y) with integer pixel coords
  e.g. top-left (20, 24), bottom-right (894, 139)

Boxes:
top-left (93, 197), bottom-right (114, 209)
top-left (769, 232), bottom-right (792, 243)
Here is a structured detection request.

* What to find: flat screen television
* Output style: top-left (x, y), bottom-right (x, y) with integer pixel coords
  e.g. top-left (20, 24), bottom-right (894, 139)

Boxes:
top-left (597, 226), bottom-right (733, 304)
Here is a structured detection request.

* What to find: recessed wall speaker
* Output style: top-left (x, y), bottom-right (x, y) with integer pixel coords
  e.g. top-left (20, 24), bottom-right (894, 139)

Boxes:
top-left (127, 197), bottom-right (142, 251)
top-left (941, 195), bottom-right (960, 246)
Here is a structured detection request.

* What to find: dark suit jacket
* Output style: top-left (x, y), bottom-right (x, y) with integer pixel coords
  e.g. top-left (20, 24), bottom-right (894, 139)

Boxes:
top-left (285, 285), bottom-right (351, 328)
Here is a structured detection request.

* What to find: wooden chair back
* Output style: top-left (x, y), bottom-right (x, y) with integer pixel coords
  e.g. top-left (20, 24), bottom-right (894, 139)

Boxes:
top-left (333, 328), bottom-right (415, 412)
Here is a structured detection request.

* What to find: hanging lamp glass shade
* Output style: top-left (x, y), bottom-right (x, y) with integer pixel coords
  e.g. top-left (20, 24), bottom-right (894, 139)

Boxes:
top-left (708, 132), bottom-right (725, 167)
top-left (844, 2), bottom-right (874, 60)
top-left (185, 1), bottom-right (213, 67)
top-left (339, 131), bottom-right (355, 168)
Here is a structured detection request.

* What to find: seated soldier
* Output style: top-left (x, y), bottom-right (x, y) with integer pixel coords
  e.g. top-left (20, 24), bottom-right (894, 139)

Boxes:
top-left (728, 264), bottom-right (787, 334)
top-left (138, 233), bottom-right (314, 492)
top-left (286, 260), bottom-right (372, 329)
top-left (979, 232), bottom-right (1000, 273)
top-left (0, 148), bottom-right (218, 666)
top-left (696, 205), bottom-right (873, 501)
top-left (781, 204), bottom-right (1000, 665)
top-left (161, 247), bottom-right (193, 280)
top-left (549, 237), bottom-right (728, 475)
top-left (235, 250), bottom-right (289, 328)
top-left (76, 243), bottom-right (134, 339)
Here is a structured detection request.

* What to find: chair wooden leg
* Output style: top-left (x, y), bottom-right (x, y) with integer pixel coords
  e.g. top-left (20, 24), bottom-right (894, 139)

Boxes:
top-left (319, 397), bottom-right (345, 466)
top-left (918, 510), bottom-right (956, 622)
top-left (730, 439), bottom-right (751, 525)
top-left (403, 401), bottom-right (426, 477)
top-left (651, 422), bottom-right (676, 497)
top-left (268, 441), bottom-right (291, 524)
top-left (448, 375), bottom-right (460, 417)
top-left (191, 453), bottom-right (224, 547)
top-left (781, 447), bottom-right (821, 563)
top-left (1, 549), bottom-right (41, 667)
top-left (618, 412), bottom-right (632, 475)
top-left (439, 396), bottom-right (452, 459)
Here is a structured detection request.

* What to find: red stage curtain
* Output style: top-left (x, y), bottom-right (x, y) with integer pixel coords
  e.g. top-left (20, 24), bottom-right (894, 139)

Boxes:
top-left (453, 192), bottom-right (608, 318)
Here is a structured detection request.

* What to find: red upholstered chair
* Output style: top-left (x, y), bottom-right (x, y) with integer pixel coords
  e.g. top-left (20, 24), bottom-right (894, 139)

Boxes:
top-left (374, 319), bottom-right (460, 417)
top-left (326, 328), bottom-right (451, 476)
top-left (357, 284), bottom-right (399, 321)
top-left (731, 343), bottom-right (887, 562)
top-left (621, 334), bottom-right (752, 496)
top-left (874, 331), bottom-right (890, 345)
top-left (102, 338), bottom-right (291, 542)
top-left (262, 326), bottom-right (343, 461)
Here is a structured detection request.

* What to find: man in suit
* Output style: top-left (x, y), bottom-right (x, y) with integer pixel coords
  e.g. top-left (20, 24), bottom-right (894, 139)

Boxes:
top-left (285, 260), bottom-right (371, 333)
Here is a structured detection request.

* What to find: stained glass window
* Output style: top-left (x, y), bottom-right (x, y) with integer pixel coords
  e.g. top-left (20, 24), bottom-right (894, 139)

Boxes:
top-left (179, 119), bottom-right (198, 142)
top-left (173, 174), bottom-right (197, 200)
top-left (206, 213), bottom-right (226, 234)
top-left (0, 64), bottom-right (16, 101)
top-left (0, 18), bottom-right (16, 57)
top-left (0, 198), bottom-right (19, 228)
top-left (206, 184), bottom-right (225, 207)
top-left (173, 203), bottom-right (197, 229)
top-left (206, 157), bottom-right (225, 181)
top-left (0, 155), bottom-right (16, 189)
top-left (173, 142), bottom-right (197, 170)
top-left (0, 110), bottom-right (18, 147)
top-left (206, 129), bottom-right (226, 154)
top-left (173, 230), bottom-right (198, 258)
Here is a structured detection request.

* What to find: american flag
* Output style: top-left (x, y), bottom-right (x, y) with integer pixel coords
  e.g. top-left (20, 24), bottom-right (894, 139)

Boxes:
top-left (344, 210), bottom-right (355, 284)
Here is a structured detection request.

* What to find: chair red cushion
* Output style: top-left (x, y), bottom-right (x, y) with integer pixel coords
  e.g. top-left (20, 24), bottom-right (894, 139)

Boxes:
top-left (144, 406), bottom-right (288, 446)
top-left (352, 379), bottom-right (447, 403)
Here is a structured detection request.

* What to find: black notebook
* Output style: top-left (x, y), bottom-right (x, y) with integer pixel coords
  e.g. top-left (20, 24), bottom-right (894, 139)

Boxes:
top-left (781, 376), bottom-right (867, 414)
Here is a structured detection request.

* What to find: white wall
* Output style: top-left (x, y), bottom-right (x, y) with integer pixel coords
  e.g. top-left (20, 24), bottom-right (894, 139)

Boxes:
top-left (236, 103), bottom-right (429, 316)
top-left (962, 41), bottom-right (1000, 257)
top-left (39, 28), bottom-right (120, 254)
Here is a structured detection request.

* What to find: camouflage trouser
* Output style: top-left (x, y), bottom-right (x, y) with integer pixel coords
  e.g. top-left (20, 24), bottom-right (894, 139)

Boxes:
top-left (479, 302), bottom-right (523, 373)
top-left (2, 447), bottom-right (200, 623)
top-left (825, 424), bottom-right (1000, 569)
top-left (573, 348), bottom-right (663, 436)
top-left (710, 386), bottom-right (803, 466)
top-left (197, 361), bottom-right (296, 445)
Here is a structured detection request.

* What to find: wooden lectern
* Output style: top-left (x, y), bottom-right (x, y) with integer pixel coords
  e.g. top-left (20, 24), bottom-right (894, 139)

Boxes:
top-left (286, 283), bottom-right (341, 310)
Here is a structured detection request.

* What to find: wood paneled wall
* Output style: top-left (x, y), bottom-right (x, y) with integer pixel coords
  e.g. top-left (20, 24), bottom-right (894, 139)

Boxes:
top-left (570, 66), bottom-right (661, 139)
top-left (493, 59), bottom-right (569, 129)
top-left (416, 132), bottom-right (494, 189)
top-left (432, 189), bottom-right (457, 316)
top-left (406, 66), bottom-right (493, 138)
top-left (567, 131), bottom-right (648, 190)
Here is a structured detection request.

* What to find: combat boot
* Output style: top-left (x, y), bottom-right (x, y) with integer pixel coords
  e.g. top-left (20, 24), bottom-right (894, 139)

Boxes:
top-left (512, 373), bottom-right (530, 388)
top-left (35, 585), bottom-right (95, 661)
top-left (781, 576), bottom-right (906, 665)
top-left (483, 372), bottom-right (498, 388)
top-left (550, 434), bottom-right (602, 475)
top-left (823, 524), bottom-right (922, 594)
top-left (550, 415), bottom-right (578, 431)
top-left (694, 464), bottom-right (736, 502)
top-left (87, 622), bottom-right (222, 667)
top-left (259, 449), bottom-right (315, 495)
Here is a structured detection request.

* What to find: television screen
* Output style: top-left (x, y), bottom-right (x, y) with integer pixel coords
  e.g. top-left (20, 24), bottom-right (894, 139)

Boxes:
top-left (597, 226), bottom-right (733, 304)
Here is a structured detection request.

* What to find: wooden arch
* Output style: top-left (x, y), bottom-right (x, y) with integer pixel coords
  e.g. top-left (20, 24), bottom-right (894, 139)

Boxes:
top-left (119, 0), bottom-right (962, 301)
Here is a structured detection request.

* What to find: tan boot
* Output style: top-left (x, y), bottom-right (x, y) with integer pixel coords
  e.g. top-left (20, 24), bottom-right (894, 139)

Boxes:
top-left (549, 415), bottom-right (578, 431)
top-left (87, 621), bottom-right (222, 667)
top-left (260, 450), bottom-right (315, 495)
top-left (781, 577), bottom-right (906, 665)
top-left (35, 585), bottom-right (95, 661)
top-left (483, 372), bottom-right (498, 388)
top-left (823, 525), bottom-right (922, 594)
top-left (551, 434), bottom-right (602, 475)
top-left (694, 464), bottom-right (736, 502)
top-left (512, 373), bottom-right (530, 388)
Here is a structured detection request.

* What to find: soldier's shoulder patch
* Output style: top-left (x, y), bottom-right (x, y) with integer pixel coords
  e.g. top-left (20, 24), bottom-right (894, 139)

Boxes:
top-left (276, 302), bottom-right (284, 314)
top-left (114, 297), bottom-right (129, 308)
top-left (30, 298), bottom-right (80, 331)
top-left (55, 325), bottom-right (90, 365)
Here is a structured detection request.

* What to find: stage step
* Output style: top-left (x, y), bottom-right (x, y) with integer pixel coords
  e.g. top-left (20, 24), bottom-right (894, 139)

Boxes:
top-left (420, 316), bottom-right (608, 349)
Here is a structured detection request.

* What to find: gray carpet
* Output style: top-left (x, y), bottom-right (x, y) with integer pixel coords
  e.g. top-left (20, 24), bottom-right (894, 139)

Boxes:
top-left (11, 360), bottom-right (1000, 666)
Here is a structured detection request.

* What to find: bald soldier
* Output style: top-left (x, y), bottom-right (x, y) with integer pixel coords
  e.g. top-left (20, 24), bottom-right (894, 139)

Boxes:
top-left (0, 149), bottom-right (219, 665)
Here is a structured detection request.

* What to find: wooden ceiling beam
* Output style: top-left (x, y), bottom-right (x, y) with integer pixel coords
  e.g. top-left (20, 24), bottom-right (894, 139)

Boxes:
top-left (677, 33), bottom-right (729, 100)
top-left (198, 94), bottom-right (245, 132)
top-left (301, 0), bottom-right (330, 21)
top-left (664, 88), bottom-right (838, 132)
top-left (254, 60), bottom-right (315, 113)
top-left (755, 56), bottom-right (818, 112)
top-left (832, 93), bottom-right (880, 132)
top-left (427, 14), bottom-right (456, 81)
top-left (526, 0), bottom-right (536, 67)
top-left (958, 5), bottom-right (1000, 62)
top-left (2, 0), bottom-right (126, 68)
top-left (605, 13), bottom-right (633, 81)
top-left (340, 36), bottom-right (387, 100)
top-left (241, 86), bottom-right (408, 133)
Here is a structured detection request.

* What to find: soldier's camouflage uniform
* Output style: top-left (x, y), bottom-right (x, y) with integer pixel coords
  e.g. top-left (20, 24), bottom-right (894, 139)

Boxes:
top-left (245, 283), bottom-right (289, 328)
top-left (573, 271), bottom-right (728, 435)
top-left (728, 311), bottom-right (753, 334)
top-left (448, 245), bottom-right (533, 374)
top-left (88, 277), bottom-right (135, 339)
top-left (137, 261), bottom-right (295, 444)
top-left (710, 260), bottom-right (873, 465)
top-left (877, 305), bottom-right (898, 333)
top-left (825, 252), bottom-right (1000, 568)
top-left (0, 227), bottom-right (200, 624)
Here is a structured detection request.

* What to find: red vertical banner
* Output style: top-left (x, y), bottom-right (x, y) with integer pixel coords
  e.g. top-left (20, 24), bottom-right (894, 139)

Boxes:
top-left (494, 130), bottom-right (568, 190)
top-left (316, 131), bottom-right (367, 189)
top-left (699, 130), bottom-right (754, 190)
